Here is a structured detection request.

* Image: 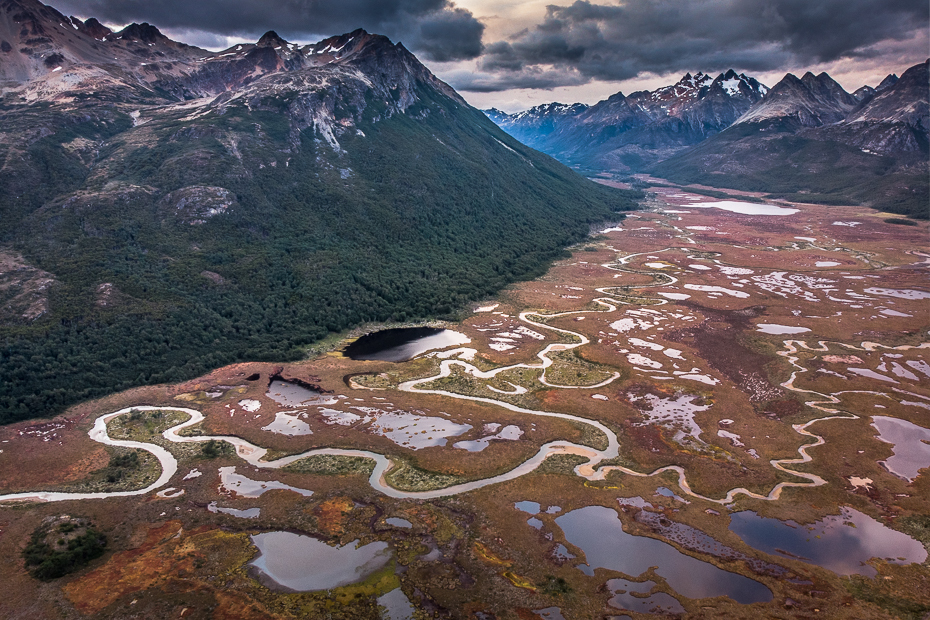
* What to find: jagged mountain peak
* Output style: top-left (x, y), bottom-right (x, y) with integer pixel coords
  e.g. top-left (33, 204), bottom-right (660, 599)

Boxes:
top-left (709, 70), bottom-right (768, 98)
top-left (0, 0), bottom-right (464, 107)
top-left (308, 28), bottom-right (375, 57)
top-left (116, 23), bottom-right (166, 44)
top-left (256, 30), bottom-right (290, 48)
top-left (735, 68), bottom-right (857, 128)
top-left (73, 16), bottom-right (112, 40)
top-left (486, 69), bottom-right (768, 172)
top-left (515, 102), bottom-right (587, 118)
top-left (877, 73), bottom-right (899, 91)
top-left (852, 85), bottom-right (876, 102)
top-left (649, 71), bottom-right (714, 102)
top-left (844, 59), bottom-right (928, 133)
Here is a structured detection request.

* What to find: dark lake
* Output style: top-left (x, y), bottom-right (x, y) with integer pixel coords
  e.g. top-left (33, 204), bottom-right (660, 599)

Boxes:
top-left (729, 507), bottom-right (927, 577)
top-left (557, 505), bottom-right (772, 604)
top-left (343, 327), bottom-right (469, 362)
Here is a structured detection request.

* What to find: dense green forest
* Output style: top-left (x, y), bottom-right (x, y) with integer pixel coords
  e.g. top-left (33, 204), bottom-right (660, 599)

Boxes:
top-left (0, 88), bottom-right (640, 423)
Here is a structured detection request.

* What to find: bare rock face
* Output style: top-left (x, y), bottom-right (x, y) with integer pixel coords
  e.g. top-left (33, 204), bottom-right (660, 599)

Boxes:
top-left (158, 186), bottom-right (237, 225)
top-left (832, 60), bottom-right (929, 156)
top-left (94, 282), bottom-right (115, 307)
top-left (733, 71), bottom-right (859, 129)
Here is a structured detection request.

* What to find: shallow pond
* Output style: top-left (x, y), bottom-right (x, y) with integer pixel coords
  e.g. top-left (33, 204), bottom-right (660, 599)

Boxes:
top-left (756, 324), bottom-right (811, 335)
top-left (250, 532), bottom-right (391, 591)
top-left (262, 412), bottom-right (313, 436)
top-left (871, 416), bottom-right (930, 482)
top-left (266, 380), bottom-right (334, 407)
top-left (344, 328), bottom-right (470, 362)
top-left (453, 424), bottom-right (523, 452)
top-left (728, 507), bottom-right (927, 576)
top-left (377, 587), bottom-right (415, 620)
top-left (607, 578), bottom-right (685, 615)
top-left (688, 200), bottom-right (799, 216)
top-left (629, 392), bottom-right (710, 444)
top-left (557, 506), bottom-right (772, 603)
top-left (219, 466), bottom-right (314, 498)
top-left (864, 287), bottom-right (930, 300)
top-left (207, 501), bottom-right (260, 519)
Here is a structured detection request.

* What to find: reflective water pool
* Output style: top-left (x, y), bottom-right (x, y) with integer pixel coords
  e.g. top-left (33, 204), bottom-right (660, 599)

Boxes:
top-left (250, 532), bottom-right (391, 591)
top-left (344, 328), bottom-right (470, 362)
top-left (729, 507), bottom-right (927, 576)
top-left (871, 416), bottom-right (930, 482)
top-left (556, 506), bottom-right (772, 603)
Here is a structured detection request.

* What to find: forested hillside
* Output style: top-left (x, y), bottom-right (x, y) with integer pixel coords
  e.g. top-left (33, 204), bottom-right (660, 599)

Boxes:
top-left (0, 5), bottom-right (639, 422)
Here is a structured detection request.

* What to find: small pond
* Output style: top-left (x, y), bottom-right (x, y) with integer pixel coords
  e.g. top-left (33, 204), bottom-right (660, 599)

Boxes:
top-left (871, 416), bottom-right (930, 482)
top-left (688, 200), bottom-right (799, 216)
top-left (755, 324), bottom-right (811, 335)
top-left (262, 412), bottom-right (313, 436)
top-left (728, 507), bottom-right (927, 576)
top-left (219, 466), bottom-right (314, 498)
top-left (266, 380), bottom-right (333, 407)
top-left (344, 328), bottom-right (470, 362)
top-left (377, 588), bottom-right (416, 620)
top-left (208, 501), bottom-right (260, 519)
top-left (250, 532), bottom-right (391, 591)
top-left (607, 578), bottom-right (685, 615)
top-left (556, 506), bottom-right (772, 603)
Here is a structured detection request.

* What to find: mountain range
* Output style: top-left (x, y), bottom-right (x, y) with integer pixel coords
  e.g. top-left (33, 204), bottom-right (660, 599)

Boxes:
top-left (0, 0), bottom-right (637, 422)
top-left (487, 62), bottom-right (928, 217)
top-left (486, 70), bottom-right (769, 171)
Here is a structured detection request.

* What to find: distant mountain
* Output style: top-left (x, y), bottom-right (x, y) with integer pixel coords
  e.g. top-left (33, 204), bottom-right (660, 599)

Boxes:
top-left (652, 60), bottom-right (928, 217)
top-left (486, 59), bottom-right (927, 217)
top-left (852, 73), bottom-right (901, 101)
top-left (876, 73), bottom-right (900, 91)
top-left (731, 71), bottom-right (858, 129)
top-left (487, 102), bottom-right (590, 147)
top-left (852, 85), bottom-right (875, 102)
top-left (484, 70), bottom-right (768, 171)
top-left (0, 0), bottom-right (638, 422)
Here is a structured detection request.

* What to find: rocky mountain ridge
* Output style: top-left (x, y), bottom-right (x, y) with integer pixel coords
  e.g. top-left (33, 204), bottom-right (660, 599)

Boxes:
top-left (650, 60), bottom-right (928, 217)
top-left (486, 59), bottom-right (927, 216)
top-left (485, 69), bottom-right (768, 171)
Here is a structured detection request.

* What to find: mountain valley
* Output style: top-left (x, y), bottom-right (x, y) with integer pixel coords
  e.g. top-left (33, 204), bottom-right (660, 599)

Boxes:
top-left (0, 2), bottom-right (928, 619)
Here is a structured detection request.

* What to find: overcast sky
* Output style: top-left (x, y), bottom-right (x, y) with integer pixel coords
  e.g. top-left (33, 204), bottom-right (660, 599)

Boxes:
top-left (52, 0), bottom-right (928, 112)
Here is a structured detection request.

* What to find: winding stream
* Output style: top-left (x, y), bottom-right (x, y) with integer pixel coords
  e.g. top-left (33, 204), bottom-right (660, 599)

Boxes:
top-left (1, 261), bottom-right (927, 505)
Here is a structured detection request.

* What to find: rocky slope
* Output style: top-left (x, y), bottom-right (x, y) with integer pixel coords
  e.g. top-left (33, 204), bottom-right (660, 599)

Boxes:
top-left (0, 0), bottom-right (639, 422)
top-left (732, 71), bottom-right (858, 128)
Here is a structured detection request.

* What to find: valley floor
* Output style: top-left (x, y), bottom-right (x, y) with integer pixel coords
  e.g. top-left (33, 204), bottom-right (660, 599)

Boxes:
top-left (1, 186), bottom-right (928, 620)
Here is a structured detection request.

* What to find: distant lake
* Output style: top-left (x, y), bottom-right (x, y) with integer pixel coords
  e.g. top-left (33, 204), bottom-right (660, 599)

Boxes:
top-left (344, 327), bottom-right (470, 362)
top-left (689, 200), bottom-right (799, 215)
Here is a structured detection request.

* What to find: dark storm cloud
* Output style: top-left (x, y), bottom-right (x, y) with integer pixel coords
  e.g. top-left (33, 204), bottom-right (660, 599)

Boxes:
top-left (50, 0), bottom-right (484, 60)
top-left (413, 8), bottom-right (484, 61)
top-left (475, 0), bottom-right (927, 90)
